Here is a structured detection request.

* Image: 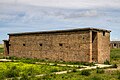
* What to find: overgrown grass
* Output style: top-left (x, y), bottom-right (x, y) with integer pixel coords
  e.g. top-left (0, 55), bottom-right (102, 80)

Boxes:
top-left (3, 56), bottom-right (95, 67)
top-left (0, 47), bottom-right (4, 58)
top-left (26, 48), bottom-right (120, 80)
top-left (110, 48), bottom-right (120, 64)
top-left (0, 44), bottom-right (3, 48)
top-left (111, 48), bottom-right (120, 59)
top-left (33, 70), bottom-right (120, 80)
top-left (0, 46), bottom-right (120, 79)
top-left (0, 44), bottom-right (4, 57)
top-left (0, 48), bottom-right (4, 53)
top-left (0, 62), bottom-right (73, 79)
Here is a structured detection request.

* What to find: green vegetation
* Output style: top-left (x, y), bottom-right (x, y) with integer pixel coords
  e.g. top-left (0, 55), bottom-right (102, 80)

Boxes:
top-left (0, 47), bottom-right (119, 79)
top-left (33, 70), bottom-right (120, 80)
top-left (110, 48), bottom-right (120, 64)
top-left (104, 60), bottom-right (111, 65)
top-left (0, 44), bottom-right (4, 58)
top-left (0, 48), bottom-right (3, 53)
top-left (111, 48), bottom-right (120, 60)
top-left (1, 56), bottom-right (95, 67)
top-left (0, 44), bottom-right (3, 48)
top-left (80, 70), bottom-right (91, 76)
top-left (96, 68), bottom-right (104, 74)
top-left (0, 62), bottom-right (73, 79)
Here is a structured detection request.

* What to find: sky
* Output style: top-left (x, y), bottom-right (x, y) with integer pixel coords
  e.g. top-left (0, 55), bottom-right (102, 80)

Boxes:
top-left (0, 0), bottom-right (120, 43)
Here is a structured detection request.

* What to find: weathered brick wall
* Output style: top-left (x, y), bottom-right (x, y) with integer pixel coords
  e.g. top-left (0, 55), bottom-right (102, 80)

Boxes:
top-left (97, 32), bottom-right (110, 63)
top-left (9, 31), bottom-right (91, 62)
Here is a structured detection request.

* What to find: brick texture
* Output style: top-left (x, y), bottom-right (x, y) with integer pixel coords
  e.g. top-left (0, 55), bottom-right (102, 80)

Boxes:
top-left (4, 28), bottom-right (111, 63)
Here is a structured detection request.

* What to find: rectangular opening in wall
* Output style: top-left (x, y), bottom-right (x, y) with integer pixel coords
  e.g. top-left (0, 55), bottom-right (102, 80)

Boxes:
top-left (3, 40), bottom-right (9, 55)
top-left (23, 44), bottom-right (25, 46)
top-left (9, 44), bottom-right (11, 46)
top-left (103, 31), bottom-right (105, 36)
top-left (114, 43), bottom-right (116, 46)
top-left (59, 43), bottom-right (63, 46)
top-left (39, 43), bottom-right (42, 46)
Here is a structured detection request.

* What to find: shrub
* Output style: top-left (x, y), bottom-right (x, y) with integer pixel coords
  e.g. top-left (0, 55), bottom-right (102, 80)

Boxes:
top-left (9, 56), bottom-right (17, 60)
top-left (71, 68), bottom-right (77, 72)
top-left (117, 71), bottom-right (120, 79)
top-left (50, 68), bottom-right (59, 72)
top-left (20, 73), bottom-right (29, 80)
top-left (5, 66), bottom-right (20, 78)
top-left (104, 60), bottom-right (110, 65)
top-left (25, 67), bottom-right (36, 76)
top-left (82, 62), bottom-right (95, 66)
top-left (118, 75), bottom-right (120, 80)
top-left (77, 65), bottom-right (82, 68)
top-left (53, 63), bottom-right (57, 66)
top-left (112, 64), bottom-right (118, 68)
top-left (5, 56), bottom-right (10, 59)
top-left (81, 70), bottom-right (91, 76)
top-left (22, 59), bottom-right (36, 64)
top-left (90, 76), bottom-right (104, 80)
top-left (41, 74), bottom-right (53, 80)
top-left (0, 72), bottom-right (5, 79)
top-left (96, 69), bottom-right (104, 74)
top-left (12, 77), bottom-right (19, 80)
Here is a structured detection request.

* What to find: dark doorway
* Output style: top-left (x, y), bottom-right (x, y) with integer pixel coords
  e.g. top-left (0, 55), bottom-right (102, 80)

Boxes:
top-left (92, 31), bottom-right (98, 62)
top-left (114, 43), bottom-right (116, 46)
top-left (3, 40), bottom-right (9, 56)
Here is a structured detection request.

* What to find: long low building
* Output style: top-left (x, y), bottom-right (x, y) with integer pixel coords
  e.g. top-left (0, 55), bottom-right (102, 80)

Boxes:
top-left (3, 28), bottom-right (111, 63)
top-left (111, 41), bottom-right (120, 49)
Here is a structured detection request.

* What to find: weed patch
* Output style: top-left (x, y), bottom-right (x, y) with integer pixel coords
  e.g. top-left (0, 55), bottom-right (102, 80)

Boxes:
top-left (80, 70), bottom-right (91, 76)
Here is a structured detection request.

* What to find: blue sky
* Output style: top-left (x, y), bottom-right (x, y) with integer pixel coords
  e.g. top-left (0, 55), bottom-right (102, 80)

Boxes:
top-left (0, 0), bottom-right (120, 43)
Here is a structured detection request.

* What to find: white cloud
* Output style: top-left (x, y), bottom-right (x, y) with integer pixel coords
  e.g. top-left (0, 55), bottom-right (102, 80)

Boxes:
top-left (0, 0), bottom-right (120, 9)
top-left (63, 10), bottom-right (103, 19)
top-left (0, 3), bottom-right (104, 23)
top-left (0, 1), bottom-right (120, 43)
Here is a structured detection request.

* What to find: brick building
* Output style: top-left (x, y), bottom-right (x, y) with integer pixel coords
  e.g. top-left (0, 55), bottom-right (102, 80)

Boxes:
top-left (3, 28), bottom-right (111, 63)
top-left (111, 41), bottom-right (120, 49)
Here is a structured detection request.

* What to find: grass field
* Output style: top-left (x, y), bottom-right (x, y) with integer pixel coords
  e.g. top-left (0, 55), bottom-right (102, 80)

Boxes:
top-left (0, 48), bottom-right (4, 53)
top-left (25, 48), bottom-right (120, 80)
top-left (111, 48), bottom-right (120, 64)
top-left (0, 62), bottom-right (75, 79)
top-left (0, 44), bottom-right (4, 57)
top-left (0, 44), bottom-right (4, 53)
top-left (36, 69), bottom-right (120, 80)
top-left (0, 44), bottom-right (3, 48)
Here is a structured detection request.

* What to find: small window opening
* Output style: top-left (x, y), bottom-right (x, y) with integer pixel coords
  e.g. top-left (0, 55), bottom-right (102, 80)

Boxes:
top-left (114, 43), bottom-right (117, 46)
top-left (9, 44), bottom-right (11, 46)
top-left (39, 44), bottom-right (42, 46)
top-left (59, 43), bottom-right (63, 46)
top-left (103, 31), bottom-right (105, 36)
top-left (23, 44), bottom-right (25, 46)
top-left (83, 37), bottom-right (84, 39)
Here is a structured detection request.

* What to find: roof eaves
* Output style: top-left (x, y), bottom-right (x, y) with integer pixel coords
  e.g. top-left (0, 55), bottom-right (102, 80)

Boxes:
top-left (8, 27), bottom-right (111, 36)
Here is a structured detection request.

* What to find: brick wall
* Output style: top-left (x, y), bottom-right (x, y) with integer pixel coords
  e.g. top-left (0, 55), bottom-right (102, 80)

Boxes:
top-left (6, 29), bottom-right (110, 63)
top-left (9, 31), bottom-right (91, 62)
top-left (97, 31), bottom-right (110, 63)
